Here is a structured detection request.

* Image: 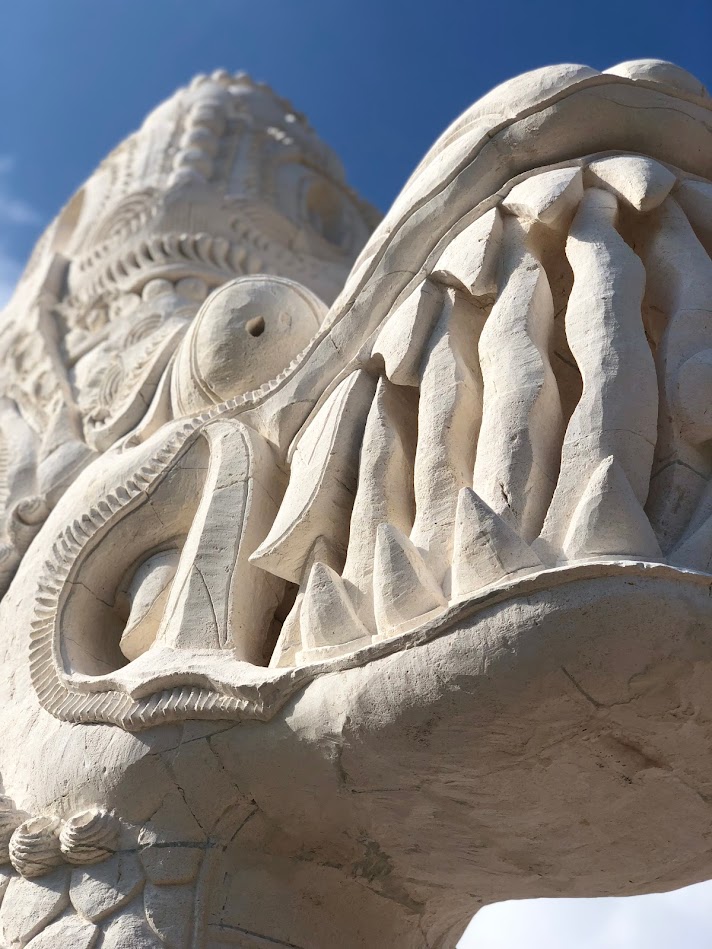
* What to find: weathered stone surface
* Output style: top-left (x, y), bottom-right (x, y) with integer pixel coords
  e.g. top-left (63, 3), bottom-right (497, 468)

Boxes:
top-left (164, 738), bottom-right (242, 835)
top-left (25, 914), bottom-right (98, 949)
top-left (69, 853), bottom-right (144, 922)
top-left (101, 909), bottom-right (163, 949)
top-left (0, 869), bottom-right (69, 947)
top-left (144, 882), bottom-right (193, 949)
top-left (137, 791), bottom-right (205, 886)
top-left (139, 848), bottom-right (203, 888)
top-left (0, 867), bottom-right (13, 904)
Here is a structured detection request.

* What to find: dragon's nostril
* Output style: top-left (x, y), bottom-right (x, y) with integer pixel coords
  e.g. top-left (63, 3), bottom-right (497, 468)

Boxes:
top-left (246, 316), bottom-right (265, 337)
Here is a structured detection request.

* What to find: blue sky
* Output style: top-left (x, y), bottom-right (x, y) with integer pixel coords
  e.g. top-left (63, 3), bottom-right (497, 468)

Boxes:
top-left (1, 0), bottom-right (711, 287)
top-left (2, 1), bottom-right (712, 944)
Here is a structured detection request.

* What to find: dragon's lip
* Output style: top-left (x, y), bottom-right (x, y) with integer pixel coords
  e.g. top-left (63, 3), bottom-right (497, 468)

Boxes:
top-left (32, 560), bottom-right (712, 730)
top-left (26, 61), bottom-right (712, 731)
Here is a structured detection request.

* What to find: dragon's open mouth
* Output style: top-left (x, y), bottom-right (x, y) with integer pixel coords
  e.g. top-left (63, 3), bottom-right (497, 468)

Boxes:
top-left (26, 60), bottom-right (712, 729)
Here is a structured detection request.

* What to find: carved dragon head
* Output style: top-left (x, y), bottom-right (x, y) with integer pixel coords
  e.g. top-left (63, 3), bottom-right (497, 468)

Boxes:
top-left (1, 60), bottom-right (712, 948)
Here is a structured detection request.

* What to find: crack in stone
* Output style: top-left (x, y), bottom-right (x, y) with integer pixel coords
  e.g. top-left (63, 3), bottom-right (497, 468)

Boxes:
top-left (561, 665), bottom-right (604, 709)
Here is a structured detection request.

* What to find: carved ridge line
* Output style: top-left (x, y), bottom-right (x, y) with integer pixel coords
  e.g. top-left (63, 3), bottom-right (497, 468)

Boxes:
top-left (68, 210), bottom-right (333, 308)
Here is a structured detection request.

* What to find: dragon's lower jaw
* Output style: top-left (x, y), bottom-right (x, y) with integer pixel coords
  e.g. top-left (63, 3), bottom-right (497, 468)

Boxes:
top-left (31, 556), bottom-right (712, 729)
top-left (216, 564), bottom-right (712, 914)
top-left (6, 560), bottom-right (712, 947)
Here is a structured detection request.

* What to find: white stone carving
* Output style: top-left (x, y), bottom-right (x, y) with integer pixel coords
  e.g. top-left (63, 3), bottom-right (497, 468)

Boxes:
top-left (58, 810), bottom-right (119, 867)
top-left (9, 819), bottom-right (63, 880)
top-left (0, 59), bottom-right (712, 947)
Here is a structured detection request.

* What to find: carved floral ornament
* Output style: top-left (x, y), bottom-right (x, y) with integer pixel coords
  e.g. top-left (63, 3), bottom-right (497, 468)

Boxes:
top-left (3, 60), bottom-right (712, 948)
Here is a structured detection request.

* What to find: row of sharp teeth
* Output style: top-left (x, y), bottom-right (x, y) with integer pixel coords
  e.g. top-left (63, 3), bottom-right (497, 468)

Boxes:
top-left (247, 153), bottom-right (712, 667)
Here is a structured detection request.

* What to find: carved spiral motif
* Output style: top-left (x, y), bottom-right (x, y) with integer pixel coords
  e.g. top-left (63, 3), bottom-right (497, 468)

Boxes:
top-left (9, 816), bottom-right (63, 878)
top-left (5, 496), bottom-right (51, 561)
top-left (59, 807), bottom-right (120, 865)
top-left (13, 495), bottom-right (50, 527)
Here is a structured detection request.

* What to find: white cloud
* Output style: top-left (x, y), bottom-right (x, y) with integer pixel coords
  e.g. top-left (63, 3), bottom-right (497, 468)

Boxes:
top-left (0, 155), bottom-right (43, 307)
top-left (459, 880), bottom-right (712, 948)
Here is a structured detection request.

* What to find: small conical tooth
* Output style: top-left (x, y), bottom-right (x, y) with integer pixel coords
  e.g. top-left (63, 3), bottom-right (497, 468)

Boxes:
top-left (452, 488), bottom-right (542, 599)
top-left (86, 508), bottom-right (104, 527)
top-left (36, 579), bottom-right (59, 596)
top-left (102, 494), bottom-right (120, 513)
top-left (59, 537), bottom-right (77, 560)
top-left (34, 595), bottom-right (56, 609)
top-left (373, 524), bottom-right (446, 637)
top-left (501, 166), bottom-right (583, 227)
top-left (562, 456), bottom-right (662, 561)
top-left (298, 562), bottom-right (371, 660)
top-left (669, 514), bottom-right (712, 573)
top-left (586, 155), bottom-right (676, 212)
top-left (430, 206), bottom-right (502, 296)
top-left (62, 532), bottom-right (80, 553)
top-left (163, 692), bottom-right (181, 716)
top-left (270, 535), bottom-right (342, 668)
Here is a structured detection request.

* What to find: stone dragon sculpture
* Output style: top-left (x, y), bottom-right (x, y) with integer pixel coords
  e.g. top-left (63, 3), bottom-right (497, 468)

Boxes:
top-left (0, 60), bottom-right (711, 948)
